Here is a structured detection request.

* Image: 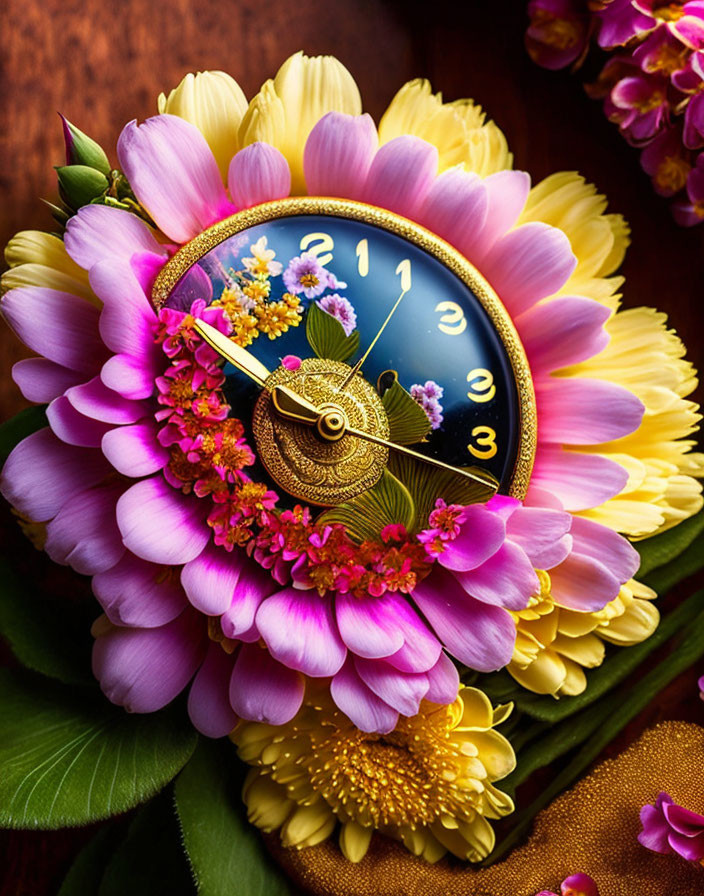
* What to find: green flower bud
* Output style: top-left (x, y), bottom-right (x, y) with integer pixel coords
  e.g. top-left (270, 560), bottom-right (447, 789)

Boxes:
top-left (55, 165), bottom-right (109, 210)
top-left (59, 115), bottom-right (111, 175)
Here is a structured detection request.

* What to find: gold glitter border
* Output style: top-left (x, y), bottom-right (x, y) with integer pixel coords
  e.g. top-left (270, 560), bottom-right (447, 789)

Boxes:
top-left (151, 198), bottom-right (537, 498)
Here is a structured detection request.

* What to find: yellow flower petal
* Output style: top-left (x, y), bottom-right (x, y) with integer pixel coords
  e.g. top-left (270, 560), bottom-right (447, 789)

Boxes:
top-left (282, 800), bottom-right (336, 849)
top-left (243, 771), bottom-right (294, 831)
top-left (339, 820), bottom-right (373, 863)
top-left (509, 648), bottom-right (567, 695)
top-left (158, 71), bottom-right (247, 180)
top-left (557, 658), bottom-right (588, 696)
top-left (2, 231), bottom-right (96, 304)
top-left (379, 79), bottom-right (512, 176)
top-left (598, 598), bottom-right (660, 645)
top-left (239, 52), bottom-right (361, 194)
top-left (457, 686), bottom-right (494, 730)
top-left (552, 632), bottom-right (605, 668)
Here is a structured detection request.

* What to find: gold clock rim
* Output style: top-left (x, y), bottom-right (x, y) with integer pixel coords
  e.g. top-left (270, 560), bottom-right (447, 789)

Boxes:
top-left (151, 197), bottom-right (537, 499)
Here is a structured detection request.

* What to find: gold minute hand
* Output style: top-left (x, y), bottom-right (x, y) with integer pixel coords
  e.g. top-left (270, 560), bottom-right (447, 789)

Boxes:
top-left (270, 385), bottom-right (499, 498)
top-left (194, 318), bottom-right (271, 387)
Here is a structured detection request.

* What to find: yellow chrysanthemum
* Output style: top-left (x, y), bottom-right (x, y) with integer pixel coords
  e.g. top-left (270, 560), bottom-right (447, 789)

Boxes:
top-left (2, 230), bottom-right (96, 305)
top-left (509, 571), bottom-right (659, 696)
top-left (233, 687), bottom-right (515, 864)
top-left (158, 71), bottom-right (248, 180)
top-left (378, 79), bottom-right (513, 177)
top-left (238, 52), bottom-right (362, 194)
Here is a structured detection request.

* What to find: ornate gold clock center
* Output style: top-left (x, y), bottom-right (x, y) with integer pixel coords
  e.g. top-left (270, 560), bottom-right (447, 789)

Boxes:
top-left (252, 358), bottom-right (390, 506)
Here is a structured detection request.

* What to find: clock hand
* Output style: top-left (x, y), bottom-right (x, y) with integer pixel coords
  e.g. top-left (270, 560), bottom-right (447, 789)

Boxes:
top-left (340, 284), bottom-right (410, 389)
top-left (270, 385), bottom-right (499, 497)
top-left (193, 318), bottom-right (271, 388)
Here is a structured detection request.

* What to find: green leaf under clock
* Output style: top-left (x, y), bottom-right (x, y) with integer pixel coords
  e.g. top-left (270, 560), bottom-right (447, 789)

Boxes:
top-left (377, 371), bottom-right (431, 445)
top-left (0, 669), bottom-right (197, 829)
top-left (318, 469), bottom-right (415, 543)
top-left (388, 452), bottom-right (499, 532)
top-left (305, 301), bottom-right (360, 363)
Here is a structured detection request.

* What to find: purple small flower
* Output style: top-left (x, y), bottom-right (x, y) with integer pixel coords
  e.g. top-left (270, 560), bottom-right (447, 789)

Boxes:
top-left (640, 124), bottom-right (691, 195)
top-left (525, 0), bottom-right (590, 71)
top-left (535, 873), bottom-right (599, 896)
top-left (325, 270), bottom-right (348, 290)
top-left (638, 792), bottom-right (704, 862)
top-left (699, 674), bottom-right (704, 699)
top-left (411, 381), bottom-right (444, 430)
top-left (283, 252), bottom-right (328, 299)
top-left (317, 293), bottom-right (357, 335)
top-left (596, 0), bottom-right (655, 50)
top-left (609, 71), bottom-right (670, 144)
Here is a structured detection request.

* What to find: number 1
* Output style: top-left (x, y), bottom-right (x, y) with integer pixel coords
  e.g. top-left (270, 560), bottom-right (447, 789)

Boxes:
top-left (356, 238), bottom-right (369, 277)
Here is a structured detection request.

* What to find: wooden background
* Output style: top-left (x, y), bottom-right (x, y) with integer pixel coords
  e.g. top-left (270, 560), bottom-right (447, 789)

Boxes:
top-left (0, 0), bottom-right (703, 893)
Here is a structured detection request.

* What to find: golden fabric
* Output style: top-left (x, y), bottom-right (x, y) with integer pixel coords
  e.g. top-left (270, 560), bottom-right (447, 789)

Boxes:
top-left (268, 721), bottom-right (704, 896)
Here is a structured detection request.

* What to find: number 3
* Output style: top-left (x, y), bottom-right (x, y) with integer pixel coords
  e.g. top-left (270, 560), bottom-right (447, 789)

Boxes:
top-left (468, 426), bottom-right (497, 459)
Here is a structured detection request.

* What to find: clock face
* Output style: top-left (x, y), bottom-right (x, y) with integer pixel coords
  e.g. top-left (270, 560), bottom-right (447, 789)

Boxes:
top-left (152, 199), bottom-right (535, 503)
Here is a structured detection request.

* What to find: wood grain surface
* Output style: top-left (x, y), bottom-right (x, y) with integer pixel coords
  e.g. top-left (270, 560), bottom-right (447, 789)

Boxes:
top-left (0, 1), bottom-right (703, 893)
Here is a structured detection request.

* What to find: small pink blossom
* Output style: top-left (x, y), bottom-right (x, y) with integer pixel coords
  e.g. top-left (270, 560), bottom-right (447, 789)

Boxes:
top-left (410, 380), bottom-right (444, 429)
top-left (283, 251), bottom-right (328, 298)
top-left (317, 293), bottom-right (357, 335)
top-left (281, 354), bottom-right (302, 371)
top-left (536, 872), bottom-right (599, 896)
top-left (639, 792), bottom-right (704, 862)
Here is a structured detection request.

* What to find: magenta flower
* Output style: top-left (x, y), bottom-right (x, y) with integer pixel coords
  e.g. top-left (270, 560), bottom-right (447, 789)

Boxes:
top-left (641, 123), bottom-right (692, 193)
top-left (1, 110), bottom-right (644, 737)
top-left (282, 251), bottom-right (328, 298)
top-left (608, 71), bottom-right (670, 143)
top-left (639, 792), bottom-right (704, 862)
top-left (596, 0), bottom-right (655, 49)
top-left (317, 292), bottom-right (357, 334)
top-left (536, 872), bottom-right (599, 896)
top-left (672, 150), bottom-right (704, 222)
top-left (633, 24), bottom-right (691, 75)
top-left (525, 0), bottom-right (590, 70)
top-left (634, 0), bottom-right (704, 52)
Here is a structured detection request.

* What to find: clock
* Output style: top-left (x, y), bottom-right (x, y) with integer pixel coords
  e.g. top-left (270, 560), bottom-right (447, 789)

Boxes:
top-left (152, 198), bottom-right (536, 510)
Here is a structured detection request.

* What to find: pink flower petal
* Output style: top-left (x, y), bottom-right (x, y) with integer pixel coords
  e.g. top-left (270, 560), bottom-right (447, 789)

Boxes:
top-left (480, 222), bottom-right (576, 317)
top-left (537, 378), bottom-right (645, 444)
top-left (437, 504), bottom-right (506, 572)
top-left (92, 552), bottom-right (187, 627)
top-left (529, 447), bottom-right (630, 512)
top-left (256, 588), bottom-right (347, 677)
top-left (90, 258), bottom-right (158, 357)
top-left (228, 142), bottom-right (291, 208)
top-left (220, 560), bottom-right (277, 639)
top-left (334, 592), bottom-right (405, 659)
top-left (1, 428), bottom-right (111, 521)
top-left (229, 643), bottom-right (304, 725)
top-left (569, 516), bottom-right (640, 582)
top-left (64, 204), bottom-right (167, 271)
top-left (412, 567), bottom-right (516, 672)
top-left (505, 505), bottom-right (573, 570)
top-left (92, 608), bottom-right (206, 713)
top-left (304, 112), bottom-right (378, 199)
top-left (424, 652), bottom-right (460, 705)
top-left (47, 396), bottom-right (113, 447)
top-left (101, 353), bottom-right (158, 401)
top-left (549, 551), bottom-right (621, 612)
top-left (187, 642), bottom-right (238, 738)
top-left (330, 657), bottom-right (399, 734)
top-left (456, 540), bottom-right (539, 610)
top-left (117, 115), bottom-right (235, 244)
top-left (116, 477), bottom-right (210, 565)
top-left (517, 296), bottom-right (611, 375)
top-left (66, 376), bottom-right (148, 424)
top-left (354, 656), bottom-right (429, 716)
top-left (129, 251), bottom-right (168, 296)
top-left (45, 482), bottom-right (125, 575)
top-left (181, 542), bottom-right (245, 616)
top-left (2, 287), bottom-right (107, 375)
top-left (101, 419), bottom-right (168, 477)
top-left (363, 136), bottom-right (438, 218)
top-left (416, 168), bottom-right (488, 254)
top-left (12, 358), bottom-right (82, 404)
top-left (471, 170), bottom-right (531, 260)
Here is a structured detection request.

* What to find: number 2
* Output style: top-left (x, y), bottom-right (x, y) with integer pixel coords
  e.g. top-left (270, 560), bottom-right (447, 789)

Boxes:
top-left (468, 426), bottom-right (497, 459)
top-left (435, 301), bottom-right (467, 335)
top-left (300, 232), bottom-right (334, 266)
top-left (466, 368), bottom-right (496, 403)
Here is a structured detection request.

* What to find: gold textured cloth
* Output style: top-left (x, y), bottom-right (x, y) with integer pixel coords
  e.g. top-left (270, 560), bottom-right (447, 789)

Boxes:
top-left (268, 721), bottom-right (704, 896)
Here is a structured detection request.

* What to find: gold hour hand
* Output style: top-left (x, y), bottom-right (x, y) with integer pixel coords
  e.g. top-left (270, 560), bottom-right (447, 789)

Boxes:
top-left (269, 385), bottom-right (499, 498)
top-left (193, 318), bottom-right (271, 387)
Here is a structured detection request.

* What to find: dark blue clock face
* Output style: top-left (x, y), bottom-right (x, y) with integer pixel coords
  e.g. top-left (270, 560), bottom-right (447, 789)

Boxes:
top-left (165, 211), bottom-right (528, 493)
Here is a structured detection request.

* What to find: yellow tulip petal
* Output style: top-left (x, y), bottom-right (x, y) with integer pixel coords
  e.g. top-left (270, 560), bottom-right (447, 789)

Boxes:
top-left (339, 820), bottom-right (373, 863)
top-left (240, 52), bottom-right (361, 194)
top-left (509, 649), bottom-right (566, 695)
top-left (158, 70), bottom-right (247, 180)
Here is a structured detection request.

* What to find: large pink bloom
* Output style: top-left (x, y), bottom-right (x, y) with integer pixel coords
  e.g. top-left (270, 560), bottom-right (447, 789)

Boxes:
top-left (1, 113), bottom-right (641, 735)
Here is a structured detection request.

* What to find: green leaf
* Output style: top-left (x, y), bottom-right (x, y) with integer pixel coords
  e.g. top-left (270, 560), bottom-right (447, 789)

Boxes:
top-left (0, 670), bottom-right (198, 828)
top-left (305, 301), bottom-right (360, 363)
top-left (644, 529), bottom-right (704, 593)
top-left (0, 554), bottom-right (94, 685)
top-left (0, 405), bottom-right (47, 463)
top-left (318, 469), bottom-right (415, 542)
top-left (58, 826), bottom-right (117, 896)
top-left (388, 452), bottom-right (498, 531)
top-left (635, 508), bottom-right (704, 578)
top-left (487, 599), bottom-right (704, 865)
top-left (175, 739), bottom-right (294, 896)
top-left (483, 588), bottom-right (704, 723)
top-left (378, 373), bottom-right (430, 445)
top-left (99, 793), bottom-right (195, 896)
